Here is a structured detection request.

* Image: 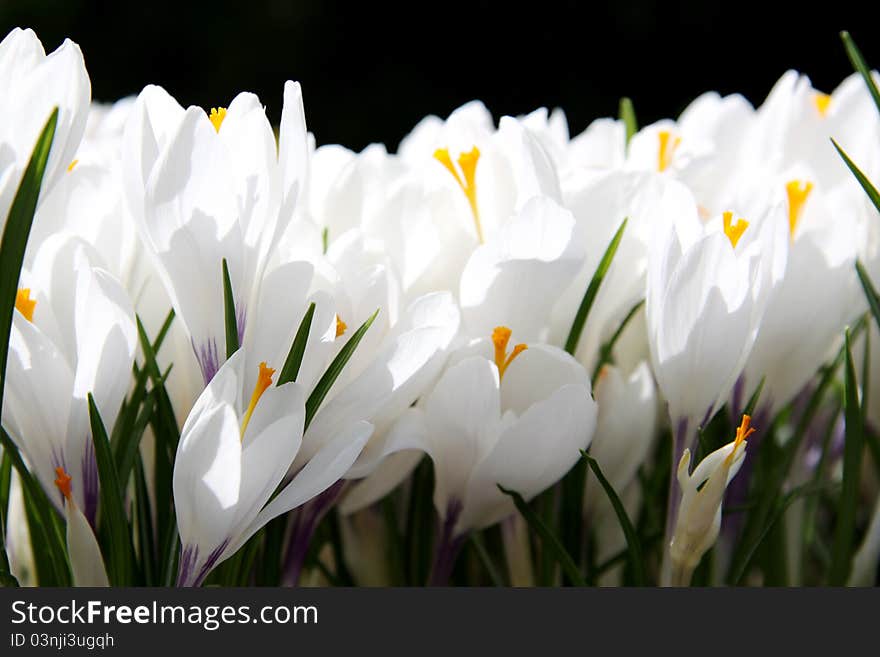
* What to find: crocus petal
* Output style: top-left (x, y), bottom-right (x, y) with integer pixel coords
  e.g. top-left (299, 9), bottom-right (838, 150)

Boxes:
top-left (65, 500), bottom-right (109, 587)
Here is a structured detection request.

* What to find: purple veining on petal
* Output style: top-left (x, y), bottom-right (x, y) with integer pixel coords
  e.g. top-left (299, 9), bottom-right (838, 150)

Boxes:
top-left (428, 499), bottom-right (466, 586)
top-left (731, 375), bottom-right (746, 421)
top-left (236, 304), bottom-right (247, 347)
top-left (281, 480), bottom-right (347, 586)
top-left (81, 438), bottom-right (99, 528)
top-left (176, 544), bottom-right (198, 587)
top-left (192, 540), bottom-right (230, 587)
top-left (193, 336), bottom-right (221, 385)
top-left (176, 539), bottom-right (231, 587)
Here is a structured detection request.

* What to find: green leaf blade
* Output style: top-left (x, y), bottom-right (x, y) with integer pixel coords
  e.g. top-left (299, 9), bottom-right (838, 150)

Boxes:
top-left (829, 328), bottom-right (865, 585)
top-left (565, 217), bottom-right (628, 356)
top-left (88, 393), bottom-right (135, 586)
top-left (841, 31), bottom-right (880, 116)
top-left (832, 139), bottom-right (880, 214)
top-left (278, 302), bottom-right (316, 386)
top-left (222, 258), bottom-right (239, 359)
top-left (619, 97), bottom-right (638, 147)
top-left (497, 484), bottom-right (586, 586)
top-left (0, 107), bottom-right (59, 414)
top-left (581, 452), bottom-right (647, 585)
top-left (305, 308), bottom-right (379, 429)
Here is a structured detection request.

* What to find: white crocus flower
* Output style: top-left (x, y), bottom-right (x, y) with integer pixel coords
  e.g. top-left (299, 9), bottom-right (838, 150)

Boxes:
top-left (173, 349), bottom-right (372, 586)
top-left (740, 70), bottom-right (880, 191)
top-left (403, 102), bottom-right (561, 250)
top-left (646, 200), bottom-right (786, 448)
top-left (459, 195), bottom-right (585, 342)
top-left (553, 171), bottom-right (697, 372)
top-left (2, 237), bottom-right (136, 523)
top-left (740, 172), bottom-right (860, 413)
top-left (666, 415), bottom-right (754, 586)
top-left (126, 83), bottom-right (306, 386)
top-left (0, 27), bottom-right (90, 230)
top-left (53, 466), bottom-right (109, 587)
top-left (353, 327), bottom-right (595, 583)
top-left (566, 116), bottom-right (626, 173)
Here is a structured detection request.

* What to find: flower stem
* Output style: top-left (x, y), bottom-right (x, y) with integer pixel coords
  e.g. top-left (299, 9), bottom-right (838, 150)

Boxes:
top-left (660, 416), bottom-right (692, 586)
top-left (428, 501), bottom-right (465, 586)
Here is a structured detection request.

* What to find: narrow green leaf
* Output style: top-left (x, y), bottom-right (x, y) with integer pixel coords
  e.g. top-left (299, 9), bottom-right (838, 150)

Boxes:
top-left (0, 109), bottom-right (61, 586)
top-left (841, 31), bottom-right (880, 116)
top-left (591, 298), bottom-right (644, 385)
top-left (135, 315), bottom-right (181, 561)
top-left (470, 532), bottom-right (506, 587)
top-left (115, 387), bottom-right (158, 489)
top-left (0, 429), bottom-right (69, 585)
top-left (0, 449), bottom-right (16, 586)
top-left (112, 309), bottom-right (174, 451)
top-left (726, 316), bottom-right (867, 583)
top-left (222, 258), bottom-right (239, 358)
top-left (404, 457), bottom-right (435, 585)
top-left (829, 328), bottom-right (865, 585)
top-left (856, 261), bottom-right (880, 334)
top-left (580, 452), bottom-right (647, 585)
top-left (305, 308), bottom-right (379, 428)
top-left (159, 524), bottom-right (180, 587)
top-left (88, 393), bottom-right (135, 585)
top-left (322, 227), bottom-right (329, 254)
top-left (565, 218), bottom-right (628, 355)
top-left (0, 450), bottom-right (11, 533)
top-left (729, 483), bottom-right (830, 586)
top-left (277, 302), bottom-right (315, 386)
top-left (743, 376), bottom-right (766, 417)
top-left (0, 108), bottom-right (58, 415)
top-left (497, 484), bottom-right (586, 586)
top-left (619, 97), bottom-right (638, 147)
top-left (133, 457), bottom-right (156, 585)
top-left (832, 139), bottom-right (880, 214)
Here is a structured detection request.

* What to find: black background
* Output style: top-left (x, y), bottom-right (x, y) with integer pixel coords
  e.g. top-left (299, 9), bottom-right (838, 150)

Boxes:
top-left (1, 1), bottom-right (878, 151)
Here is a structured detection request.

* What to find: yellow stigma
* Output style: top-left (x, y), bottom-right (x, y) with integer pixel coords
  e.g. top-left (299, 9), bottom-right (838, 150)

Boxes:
top-left (657, 130), bottom-right (681, 172)
top-left (67, 159), bottom-right (79, 173)
top-left (813, 92), bottom-right (831, 117)
top-left (722, 211), bottom-right (749, 248)
top-left (785, 180), bottom-right (814, 239)
top-left (209, 107), bottom-right (227, 132)
top-left (492, 326), bottom-right (527, 380)
top-left (54, 466), bottom-right (73, 502)
top-left (15, 288), bottom-right (36, 322)
top-left (725, 414), bottom-right (756, 466)
top-left (335, 315), bottom-right (348, 339)
top-left (433, 146), bottom-right (484, 243)
top-left (240, 362), bottom-right (275, 438)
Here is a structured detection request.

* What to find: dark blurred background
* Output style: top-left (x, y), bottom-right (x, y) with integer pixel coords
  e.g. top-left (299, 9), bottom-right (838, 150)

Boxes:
top-left (1, 0), bottom-right (878, 151)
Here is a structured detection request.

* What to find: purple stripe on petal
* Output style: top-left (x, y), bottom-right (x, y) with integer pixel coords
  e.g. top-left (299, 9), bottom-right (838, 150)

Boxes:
top-left (731, 375), bottom-right (745, 420)
top-left (281, 480), bottom-right (347, 586)
top-left (81, 438), bottom-right (99, 528)
top-left (176, 544), bottom-right (199, 587)
top-left (236, 304), bottom-right (247, 346)
top-left (193, 337), bottom-right (221, 385)
top-left (192, 539), bottom-right (230, 588)
top-left (428, 499), bottom-right (465, 586)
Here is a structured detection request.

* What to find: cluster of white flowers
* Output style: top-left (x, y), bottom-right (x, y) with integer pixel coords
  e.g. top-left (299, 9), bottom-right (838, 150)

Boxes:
top-left (2, 27), bottom-right (879, 587)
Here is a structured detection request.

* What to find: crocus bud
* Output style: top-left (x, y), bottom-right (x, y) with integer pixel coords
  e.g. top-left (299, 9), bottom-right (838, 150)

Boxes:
top-left (666, 415), bottom-right (754, 586)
